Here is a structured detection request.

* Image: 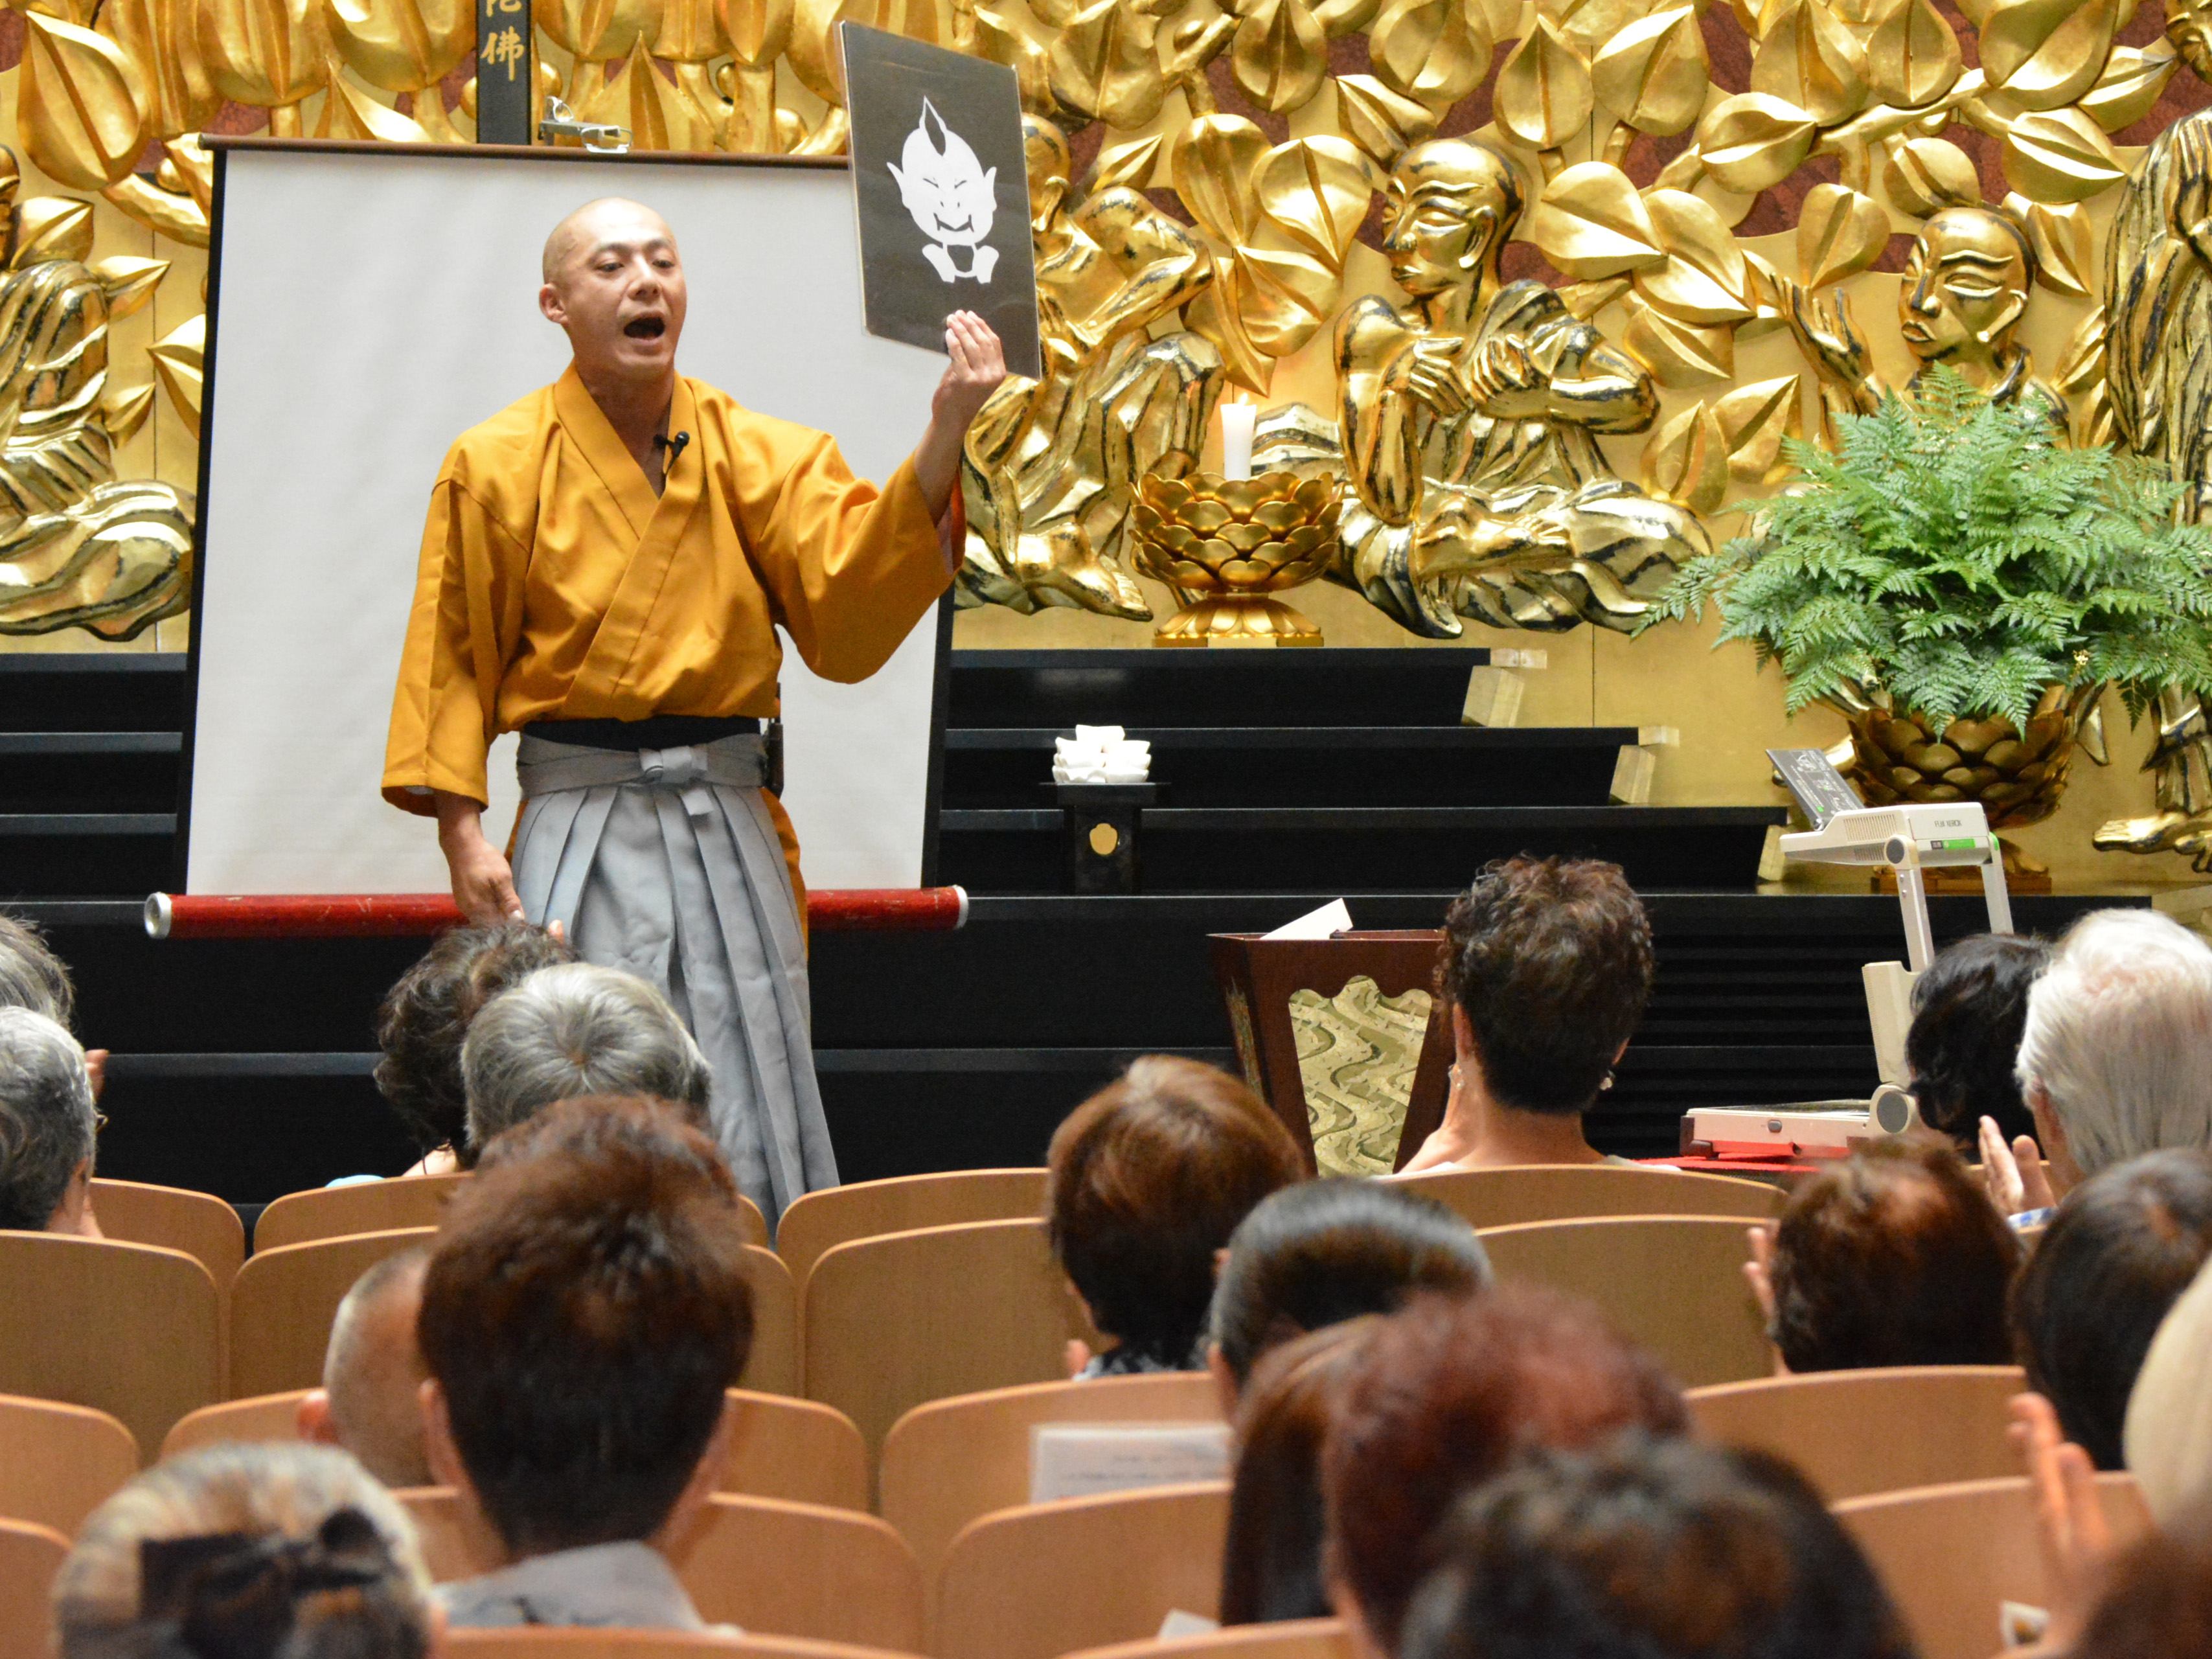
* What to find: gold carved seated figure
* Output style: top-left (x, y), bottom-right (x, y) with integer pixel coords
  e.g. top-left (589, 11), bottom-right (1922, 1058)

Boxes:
top-left (958, 117), bottom-right (1223, 621)
top-left (1332, 138), bottom-right (1708, 637)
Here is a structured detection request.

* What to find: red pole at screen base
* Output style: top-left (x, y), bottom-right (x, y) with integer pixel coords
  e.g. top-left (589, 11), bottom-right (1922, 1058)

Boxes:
top-left (145, 887), bottom-right (969, 939)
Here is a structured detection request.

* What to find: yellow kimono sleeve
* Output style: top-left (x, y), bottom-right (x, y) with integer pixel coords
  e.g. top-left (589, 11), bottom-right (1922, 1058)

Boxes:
top-left (382, 479), bottom-right (527, 814)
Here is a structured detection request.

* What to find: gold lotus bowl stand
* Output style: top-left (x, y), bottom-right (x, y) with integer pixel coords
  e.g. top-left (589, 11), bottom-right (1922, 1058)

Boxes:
top-left (1130, 471), bottom-right (1340, 647)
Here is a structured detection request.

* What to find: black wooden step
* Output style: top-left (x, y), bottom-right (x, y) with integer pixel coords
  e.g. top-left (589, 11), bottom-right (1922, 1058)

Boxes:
top-left (0, 653), bottom-right (186, 731)
top-left (0, 733), bottom-right (181, 813)
top-left (946, 647), bottom-right (1494, 729)
top-left (0, 813), bottom-right (177, 898)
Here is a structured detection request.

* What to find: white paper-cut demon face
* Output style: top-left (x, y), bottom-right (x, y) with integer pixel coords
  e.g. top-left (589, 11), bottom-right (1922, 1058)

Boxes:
top-left (887, 98), bottom-right (999, 284)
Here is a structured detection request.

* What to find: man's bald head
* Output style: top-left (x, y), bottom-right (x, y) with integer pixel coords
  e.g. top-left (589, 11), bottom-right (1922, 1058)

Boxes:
top-left (543, 198), bottom-right (676, 285)
top-left (321, 1246), bottom-right (432, 1489)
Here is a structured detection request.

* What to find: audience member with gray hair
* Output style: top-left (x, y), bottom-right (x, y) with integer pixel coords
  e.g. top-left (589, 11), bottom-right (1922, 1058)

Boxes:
top-left (461, 961), bottom-right (711, 1153)
top-left (0, 912), bottom-right (103, 1095)
top-left (54, 1441), bottom-right (440, 1659)
top-left (0, 1006), bottom-right (99, 1237)
top-left (1983, 908), bottom-right (2212, 1220)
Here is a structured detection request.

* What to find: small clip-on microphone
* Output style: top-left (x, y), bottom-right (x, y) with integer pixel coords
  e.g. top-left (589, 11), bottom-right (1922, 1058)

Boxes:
top-left (656, 431), bottom-right (691, 463)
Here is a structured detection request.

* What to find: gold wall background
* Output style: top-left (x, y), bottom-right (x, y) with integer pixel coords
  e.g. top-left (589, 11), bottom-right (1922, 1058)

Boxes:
top-left (0, 0), bottom-right (2206, 886)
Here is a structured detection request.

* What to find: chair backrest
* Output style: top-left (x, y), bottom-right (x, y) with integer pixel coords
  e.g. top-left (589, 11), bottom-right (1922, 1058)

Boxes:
top-left (881, 1373), bottom-right (1225, 1575)
top-left (160, 1391), bottom-right (312, 1461)
top-left (253, 1176), bottom-right (770, 1252)
top-left (1060, 1618), bottom-right (1352, 1659)
top-left (89, 1179), bottom-right (245, 1296)
top-left (400, 1489), bottom-right (924, 1651)
top-left (228, 1226), bottom-right (435, 1399)
top-left (723, 1390), bottom-right (867, 1511)
top-left (1476, 1215), bottom-right (1770, 1388)
top-left (1397, 1165), bottom-right (1784, 1228)
top-left (738, 1246), bottom-right (799, 1397)
top-left (933, 1482), bottom-right (1232, 1659)
top-left (778, 1171), bottom-right (1049, 1293)
top-left (1687, 1366), bottom-right (2028, 1502)
top-left (804, 1219), bottom-right (1099, 1461)
top-left (0, 1394), bottom-right (137, 1535)
top-left (446, 1634), bottom-right (923, 1659)
top-left (0, 1516), bottom-right (69, 1659)
top-left (1834, 1472), bottom-right (2154, 1659)
top-left (0, 1233), bottom-right (222, 1458)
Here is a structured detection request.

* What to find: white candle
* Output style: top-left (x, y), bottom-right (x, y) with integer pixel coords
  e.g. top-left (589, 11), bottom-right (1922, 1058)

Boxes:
top-left (1220, 401), bottom-right (1257, 481)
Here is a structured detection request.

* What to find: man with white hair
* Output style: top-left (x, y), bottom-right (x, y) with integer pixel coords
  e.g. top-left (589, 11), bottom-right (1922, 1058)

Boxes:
top-left (1983, 908), bottom-right (2212, 1220)
top-left (460, 960), bottom-right (712, 1154)
top-left (0, 1005), bottom-right (100, 1237)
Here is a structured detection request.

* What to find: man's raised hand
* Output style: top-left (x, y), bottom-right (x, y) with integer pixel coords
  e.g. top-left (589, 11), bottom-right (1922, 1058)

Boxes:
top-left (933, 310), bottom-right (1008, 435)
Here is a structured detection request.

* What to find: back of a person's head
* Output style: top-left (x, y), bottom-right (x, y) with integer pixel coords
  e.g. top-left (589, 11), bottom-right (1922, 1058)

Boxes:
top-left (1209, 1180), bottom-right (1491, 1388)
top-left (1222, 1318), bottom-right (1378, 1627)
top-left (2012, 1149), bottom-right (2212, 1469)
top-left (1048, 1056), bottom-right (1305, 1366)
top-left (1397, 1436), bottom-right (1918, 1659)
top-left (473, 1092), bottom-right (738, 1191)
top-left (2125, 1253), bottom-right (2212, 1524)
top-left (460, 961), bottom-right (711, 1152)
top-left (375, 921), bottom-right (577, 1166)
top-left (0, 912), bottom-right (73, 1025)
top-left (1768, 1139), bottom-right (2018, 1375)
top-left (1906, 933), bottom-right (2050, 1149)
top-left (1322, 1285), bottom-right (1689, 1653)
top-left (321, 1246), bottom-right (432, 1490)
top-left (54, 1441), bottom-right (435, 1659)
top-left (2017, 908), bottom-right (2212, 1176)
top-left (1437, 857), bottom-right (1653, 1116)
top-left (0, 1005), bottom-right (93, 1233)
top-left (417, 1111), bottom-right (754, 1559)
top-left (2072, 1501), bottom-right (2212, 1659)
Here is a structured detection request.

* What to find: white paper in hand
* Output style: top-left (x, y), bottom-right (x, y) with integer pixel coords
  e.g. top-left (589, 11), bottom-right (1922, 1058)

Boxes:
top-left (1264, 899), bottom-right (1352, 941)
top-left (1028, 1422), bottom-right (1232, 1504)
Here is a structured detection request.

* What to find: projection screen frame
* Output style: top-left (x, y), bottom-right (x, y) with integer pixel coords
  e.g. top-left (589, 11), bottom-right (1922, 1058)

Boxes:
top-left (179, 137), bottom-right (954, 897)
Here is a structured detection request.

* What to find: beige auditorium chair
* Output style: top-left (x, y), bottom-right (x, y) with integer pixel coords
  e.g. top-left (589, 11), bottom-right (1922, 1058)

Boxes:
top-left (735, 1246), bottom-right (800, 1397)
top-left (803, 1219), bottom-right (1098, 1460)
top-left (0, 1516), bottom-right (69, 1659)
top-left (778, 1170), bottom-right (1048, 1293)
top-left (161, 1390), bottom-right (311, 1460)
top-left (0, 1232), bottom-right (222, 1458)
top-left (0, 1395), bottom-right (137, 1535)
top-left (881, 1373), bottom-right (1223, 1575)
top-left (1397, 1163), bottom-right (1783, 1230)
top-left (1062, 1619), bottom-right (1352, 1659)
top-left (400, 1489), bottom-right (924, 1651)
top-left (1687, 1365), bottom-right (2028, 1502)
top-left (447, 1636), bottom-right (923, 1659)
top-left (933, 1482), bottom-right (1231, 1659)
top-left (89, 1178), bottom-right (246, 1297)
top-left (1477, 1215), bottom-right (1770, 1388)
top-left (255, 1174), bottom-right (768, 1252)
top-left (227, 1226), bottom-right (435, 1399)
top-left (1835, 1473), bottom-right (2152, 1659)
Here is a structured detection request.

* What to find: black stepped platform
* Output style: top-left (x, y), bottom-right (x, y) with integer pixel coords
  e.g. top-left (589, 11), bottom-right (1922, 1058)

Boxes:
top-left (0, 654), bottom-right (185, 898)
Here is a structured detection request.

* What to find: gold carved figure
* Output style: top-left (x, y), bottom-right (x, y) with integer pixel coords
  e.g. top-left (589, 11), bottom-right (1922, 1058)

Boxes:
top-left (1332, 139), bottom-right (1709, 637)
top-left (1785, 207), bottom-right (2068, 437)
top-left (957, 116), bottom-right (1224, 621)
top-left (0, 157), bottom-right (192, 642)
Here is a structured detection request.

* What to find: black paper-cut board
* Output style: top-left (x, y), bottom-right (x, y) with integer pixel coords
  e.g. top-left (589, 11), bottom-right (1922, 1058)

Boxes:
top-left (839, 21), bottom-right (1042, 380)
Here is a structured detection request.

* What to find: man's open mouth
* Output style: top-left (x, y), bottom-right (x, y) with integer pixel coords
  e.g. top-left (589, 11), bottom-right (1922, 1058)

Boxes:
top-left (624, 317), bottom-right (665, 339)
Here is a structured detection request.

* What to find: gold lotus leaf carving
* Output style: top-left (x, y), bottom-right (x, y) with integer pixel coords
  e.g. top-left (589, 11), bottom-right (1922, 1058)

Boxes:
top-left (148, 311), bottom-right (205, 436)
top-left (1231, 0), bottom-right (1328, 113)
top-left (578, 39), bottom-right (724, 148)
top-left (1312, 0), bottom-right (1384, 37)
top-left (1636, 189), bottom-right (1756, 325)
top-left (550, 0), bottom-right (664, 67)
top-left (1624, 299), bottom-right (1736, 386)
top-left (1495, 14), bottom-right (1593, 151)
top-left (19, 13), bottom-right (148, 192)
top-left (1975, 0), bottom-right (2117, 113)
top-left (2002, 193), bottom-right (2092, 297)
top-left (1640, 399), bottom-right (1730, 513)
top-left (2053, 304), bottom-right (2106, 396)
top-left (1862, 0), bottom-right (1961, 109)
top-left (1795, 181), bottom-right (1887, 289)
top-left (719, 0), bottom-right (792, 63)
top-left (1334, 72), bottom-right (1439, 166)
top-left (197, 0), bottom-right (328, 113)
top-left (966, 4), bottom-right (1047, 109)
top-left (1882, 135), bottom-right (1981, 215)
top-left (317, 72), bottom-right (430, 141)
top-left (1174, 115), bottom-right (1270, 247)
top-left (2000, 106), bottom-right (2125, 205)
top-left (1750, 0), bottom-right (1867, 127)
top-left (97, 0), bottom-right (218, 139)
top-left (1555, 0), bottom-right (1661, 59)
top-left (326, 0), bottom-right (473, 89)
top-left (1560, 274), bottom-right (1634, 317)
top-left (1527, 161), bottom-right (1664, 279)
top-left (1089, 133), bottom-right (1163, 192)
top-left (1696, 92), bottom-right (1818, 194)
top-left (1253, 137), bottom-right (1377, 271)
top-left (14, 198), bottom-right (95, 267)
top-left (1367, 0), bottom-right (1492, 106)
top-left (100, 378), bottom-right (157, 446)
top-left (1043, 0), bottom-right (1172, 128)
top-left (101, 175), bottom-right (206, 246)
top-left (1234, 242), bottom-right (1339, 348)
top-left (1589, 5), bottom-right (1708, 137)
top-left (653, 0), bottom-right (729, 61)
top-left (91, 255), bottom-right (168, 321)
top-left (1712, 374), bottom-right (1805, 483)
top-left (2078, 44), bottom-right (2176, 133)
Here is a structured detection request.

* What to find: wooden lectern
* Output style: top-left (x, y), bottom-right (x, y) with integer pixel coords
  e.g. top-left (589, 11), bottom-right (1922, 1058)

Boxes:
top-left (1209, 930), bottom-right (1452, 1174)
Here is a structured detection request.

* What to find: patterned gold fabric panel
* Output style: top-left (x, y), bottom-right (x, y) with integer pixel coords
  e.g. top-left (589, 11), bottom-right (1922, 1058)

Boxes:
top-left (1289, 974), bottom-right (1432, 1179)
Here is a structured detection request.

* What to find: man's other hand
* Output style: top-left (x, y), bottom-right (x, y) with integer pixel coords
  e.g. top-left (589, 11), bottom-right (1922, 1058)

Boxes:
top-left (434, 790), bottom-right (524, 926)
top-left (933, 310), bottom-right (1007, 435)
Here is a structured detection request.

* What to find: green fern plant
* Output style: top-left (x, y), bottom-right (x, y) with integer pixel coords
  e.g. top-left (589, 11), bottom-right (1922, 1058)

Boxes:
top-left (1637, 367), bottom-right (2212, 731)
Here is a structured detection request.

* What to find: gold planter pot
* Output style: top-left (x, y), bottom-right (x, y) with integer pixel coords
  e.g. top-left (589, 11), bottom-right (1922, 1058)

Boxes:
top-left (1129, 471), bottom-right (1340, 647)
top-left (1840, 683), bottom-right (2101, 831)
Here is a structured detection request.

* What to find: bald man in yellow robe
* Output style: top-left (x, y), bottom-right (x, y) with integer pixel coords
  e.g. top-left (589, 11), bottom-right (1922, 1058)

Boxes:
top-left (384, 198), bottom-right (1005, 1221)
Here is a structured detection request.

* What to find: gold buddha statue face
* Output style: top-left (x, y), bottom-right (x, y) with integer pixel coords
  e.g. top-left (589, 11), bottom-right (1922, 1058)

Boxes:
top-left (2169, 0), bottom-right (2212, 88)
top-left (1898, 208), bottom-right (2032, 369)
top-left (1380, 140), bottom-right (1523, 299)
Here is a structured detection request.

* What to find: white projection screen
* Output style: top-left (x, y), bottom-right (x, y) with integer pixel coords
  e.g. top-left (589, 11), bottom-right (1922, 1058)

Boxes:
top-left (186, 141), bottom-right (950, 896)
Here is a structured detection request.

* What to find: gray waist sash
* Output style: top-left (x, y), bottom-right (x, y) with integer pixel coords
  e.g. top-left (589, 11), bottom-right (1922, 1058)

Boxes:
top-left (517, 731), bottom-right (766, 799)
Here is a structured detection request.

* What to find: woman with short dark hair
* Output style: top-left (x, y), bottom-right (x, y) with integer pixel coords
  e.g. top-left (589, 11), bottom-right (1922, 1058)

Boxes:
top-left (1904, 932), bottom-right (2050, 1150)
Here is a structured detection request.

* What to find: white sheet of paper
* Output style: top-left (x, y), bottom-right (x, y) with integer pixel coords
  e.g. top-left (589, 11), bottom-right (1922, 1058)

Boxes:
top-left (1158, 1612), bottom-right (1221, 1640)
top-left (1028, 1423), bottom-right (1231, 1505)
top-left (1264, 899), bottom-right (1353, 941)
